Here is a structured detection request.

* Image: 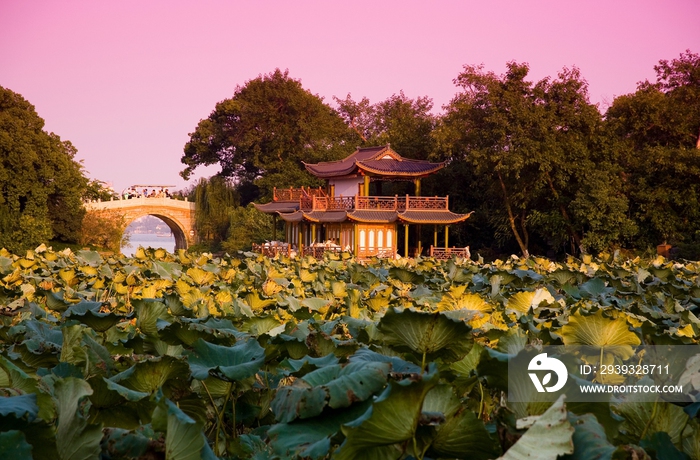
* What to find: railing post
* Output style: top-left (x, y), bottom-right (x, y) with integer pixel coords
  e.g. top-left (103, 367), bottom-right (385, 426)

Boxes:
top-left (355, 194), bottom-right (359, 209)
top-left (406, 194), bottom-right (410, 209)
top-left (446, 195), bottom-right (449, 209)
top-left (394, 195), bottom-right (398, 210)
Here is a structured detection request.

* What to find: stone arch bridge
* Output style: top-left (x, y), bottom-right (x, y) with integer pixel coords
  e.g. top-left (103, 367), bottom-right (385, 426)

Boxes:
top-left (84, 197), bottom-right (197, 250)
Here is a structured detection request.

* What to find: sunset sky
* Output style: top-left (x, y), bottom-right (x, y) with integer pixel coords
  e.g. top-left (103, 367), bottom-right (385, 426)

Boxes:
top-left (2, 0), bottom-right (699, 194)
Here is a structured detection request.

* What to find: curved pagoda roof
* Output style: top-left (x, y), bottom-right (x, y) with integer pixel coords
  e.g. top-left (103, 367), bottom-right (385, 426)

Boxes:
top-left (304, 145), bottom-right (444, 179)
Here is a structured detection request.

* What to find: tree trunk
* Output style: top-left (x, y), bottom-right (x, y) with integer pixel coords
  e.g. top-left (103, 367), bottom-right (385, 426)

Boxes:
top-left (497, 170), bottom-right (530, 257)
top-left (545, 171), bottom-right (582, 252)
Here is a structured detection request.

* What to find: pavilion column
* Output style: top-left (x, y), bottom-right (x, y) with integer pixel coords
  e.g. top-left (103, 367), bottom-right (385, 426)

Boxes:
top-left (354, 226), bottom-right (359, 257)
top-left (311, 223), bottom-right (317, 243)
top-left (404, 224), bottom-right (410, 257)
top-left (298, 223), bottom-right (304, 256)
top-left (414, 178), bottom-right (421, 196)
top-left (444, 225), bottom-right (450, 249)
top-left (434, 225), bottom-right (438, 248)
top-left (363, 175), bottom-right (370, 196)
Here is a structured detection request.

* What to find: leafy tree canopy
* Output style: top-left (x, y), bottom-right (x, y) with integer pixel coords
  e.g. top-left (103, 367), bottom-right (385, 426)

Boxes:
top-left (0, 86), bottom-right (87, 252)
top-left (181, 69), bottom-right (352, 201)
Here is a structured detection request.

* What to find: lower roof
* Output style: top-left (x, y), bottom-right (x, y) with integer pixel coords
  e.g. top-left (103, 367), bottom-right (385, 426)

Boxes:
top-left (254, 202), bottom-right (300, 213)
top-left (271, 209), bottom-right (472, 225)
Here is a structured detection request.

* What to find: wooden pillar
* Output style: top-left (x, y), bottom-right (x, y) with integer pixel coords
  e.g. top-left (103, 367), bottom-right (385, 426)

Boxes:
top-left (272, 215), bottom-right (277, 241)
top-left (363, 175), bottom-right (370, 197)
top-left (298, 223), bottom-right (304, 256)
top-left (354, 226), bottom-right (359, 256)
top-left (414, 178), bottom-right (421, 196)
top-left (434, 225), bottom-right (438, 248)
top-left (444, 225), bottom-right (450, 249)
top-left (311, 223), bottom-right (317, 244)
top-left (404, 224), bottom-right (409, 257)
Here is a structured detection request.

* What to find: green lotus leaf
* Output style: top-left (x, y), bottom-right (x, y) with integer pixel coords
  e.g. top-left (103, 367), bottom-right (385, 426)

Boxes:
top-left (349, 348), bottom-right (422, 376)
top-left (268, 400), bottom-right (373, 460)
top-left (565, 413), bottom-right (616, 460)
top-left (579, 277), bottom-right (614, 299)
top-left (133, 298), bottom-right (171, 338)
top-left (378, 308), bottom-right (472, 359)
top-left (279, 353), bottom-right (339, 374)
top-left (335, 368), bottom-right (438, 460)
top-left (54, 377), bottom-right (103, 460)
top-left (240, 316), bottom-right (284, 336)
top-left (87, 377), bottom-right (152, 428)
top-left (187, 338), bottom-right (265, 382)
top-left (271, 380), bottom-right (328, 423)
top-left (499, 395), bottom-right (574, 460)
top-left (101, 428), bottom-right (150, 459)
top-left (422, 385), bottom-right (500, 459)
top-left (63, 300), bottom-right (122, 332)
top-left (38, 289), bottom-right (72, 312)
top-left (0, 355), bottom-right (39, 394)
top-left (0, 394), bottom-right (38, 421)
top-left (639, 431), bottom-right (689, 460)
top-left (163, 398), bottom-right (215, 460)
top-left (0, 431), bottom-right (33, 460)
top-left (560, 310), bottom-right (641, 361)
top-left (273, 361), bottom-right (389, 423)
top-left (109, 355), bottom-right (190, 394)
top-left (612, 378), bottom-right (688, 446)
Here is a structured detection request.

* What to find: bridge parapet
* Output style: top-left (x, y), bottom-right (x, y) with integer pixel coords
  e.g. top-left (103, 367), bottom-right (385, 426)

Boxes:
top-left (84, 196), bottom-right (195, 212)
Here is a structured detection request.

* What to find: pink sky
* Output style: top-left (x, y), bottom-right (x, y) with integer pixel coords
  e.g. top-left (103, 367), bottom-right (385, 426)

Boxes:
top-left (2, 0), bottom-right (699, 194)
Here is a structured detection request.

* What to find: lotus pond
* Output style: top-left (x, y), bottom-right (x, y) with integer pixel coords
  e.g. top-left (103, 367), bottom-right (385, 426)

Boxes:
top-left (1, 245), bottom-right (700, 459)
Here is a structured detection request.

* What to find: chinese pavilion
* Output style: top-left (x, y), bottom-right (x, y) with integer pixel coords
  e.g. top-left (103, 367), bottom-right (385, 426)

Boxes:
top-left (253, 145), bottom-right (471, 259)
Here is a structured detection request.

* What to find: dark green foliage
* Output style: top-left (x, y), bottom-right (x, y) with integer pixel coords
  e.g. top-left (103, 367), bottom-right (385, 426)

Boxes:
top-left (0, 86), bottom-right (87, 252)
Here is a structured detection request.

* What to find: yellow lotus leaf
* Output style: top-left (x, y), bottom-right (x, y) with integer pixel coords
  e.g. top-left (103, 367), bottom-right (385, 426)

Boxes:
top-left (331, 281), bottom-right (347, 298)
top-left (140, 284), bottom-right (159, 299)
top-left (299, 269), bottom-right (317, 283)
top-left (176, 279), bottom-right (192, 295)
top-left (79, 266), bottom-right (98, 276)
top-left (561, 310), bottom-right (641, 361)
top-left (153, 248), bottom-right (167, 260)
top-left (59, 269), bottom-right (77, 286)
top-left (126, 273), bottom-right (138, 286)
top-left (676, 324), bottom-right (696, 338)
top-left (187, 267), bottom-right (215, 286)
top-left (215, 290), bottom-right (233, 304)
top-left (18, 258), bottom-right (36, 269)
top-left (92, 278), bottom-right (105, 290)
top-left (113, 283), bottom-right (129, 295)
top-left (487, 311), bottom-right (510, 331)
top-left (262, 279), bottom-right (284, 297)
top-left (506, 289), bottom-right (554, 314)
top-left (438, 291), bottom-right (492, 328)
top-left (44, 252), bottom-right (58, 262)
top-left (244, 293), bottom-right (276, 313)
top-left (2, 269), bottom-right (22, 286)
top-left (134, 247), bottom-right (147, 260)
top-left (113, 272), bottom-right (126, 283)
top-left (177, 249), bottom-right (192, 264)
top-left (181, 288), bottom-right (207, 308)
top-left (220, 268), bottom-right (238, 282)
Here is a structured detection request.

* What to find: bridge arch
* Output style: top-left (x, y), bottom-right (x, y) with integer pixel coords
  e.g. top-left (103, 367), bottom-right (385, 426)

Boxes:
top-left (84, 197), bottom-right (197, 252)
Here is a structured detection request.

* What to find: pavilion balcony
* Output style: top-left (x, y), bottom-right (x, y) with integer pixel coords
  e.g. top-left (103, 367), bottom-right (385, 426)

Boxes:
top-left (294, 194), bottom-right (451, 212)
top-left (273, 186), bottom-right (326, 202)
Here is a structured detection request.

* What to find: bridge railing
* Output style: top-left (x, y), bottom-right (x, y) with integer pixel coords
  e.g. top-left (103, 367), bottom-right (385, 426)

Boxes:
top-left (84, 196), bottom-right (196, 211)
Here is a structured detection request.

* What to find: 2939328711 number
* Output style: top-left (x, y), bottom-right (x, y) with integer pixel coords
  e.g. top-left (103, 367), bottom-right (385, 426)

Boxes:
top-left (598, 364), bottom-right (670, 375)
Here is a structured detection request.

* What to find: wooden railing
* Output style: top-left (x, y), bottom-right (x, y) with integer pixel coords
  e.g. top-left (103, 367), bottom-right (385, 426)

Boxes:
top-left (429, 246), bottom-right (470, 260)
top-left (355, 195), bottom-right (448, 211)
top-left (356, 247), bottom-right (397, 259)
top-left (273, 187), bottom-right (326, 202)
top-left (251, 243), bottom-right (295, 258)
top-left (310, 196), bottom-right (355, 211)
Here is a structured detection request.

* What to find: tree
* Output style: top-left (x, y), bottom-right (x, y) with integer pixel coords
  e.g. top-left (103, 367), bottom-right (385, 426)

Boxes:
top-left (605, 50), bottom-right (700, 249)
top-left (335, 91), bottom-right (436, 160)
top-left (436, 63), bottom-right (634, 257)
top-left (0, 86), bottom-right (88, 253)
top-left (181, 69), bottom-right (352, 202)
top-left (79, 210), bottom-right (129, 253)
top-left (191, 176), bottom-right (239, 251)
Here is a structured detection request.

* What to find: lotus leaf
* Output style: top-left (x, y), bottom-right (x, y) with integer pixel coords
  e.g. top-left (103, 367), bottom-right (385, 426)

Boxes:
top-left (561, 310), bottom-right (641, 361)
top-left (334, 368), bottom-right (439, 460)
top-left (187, 338), bottom-right (265, 382)
top-left (0, 431), bottom-right (33, 459)
top-left (55, 377), bottom-right (104, 460)
top-left (499, 395), bottom-right (574, 460)
top-left (63, 300), bottom-right (122, 332)
top-left (379, 308), bottom-right (472, 361)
